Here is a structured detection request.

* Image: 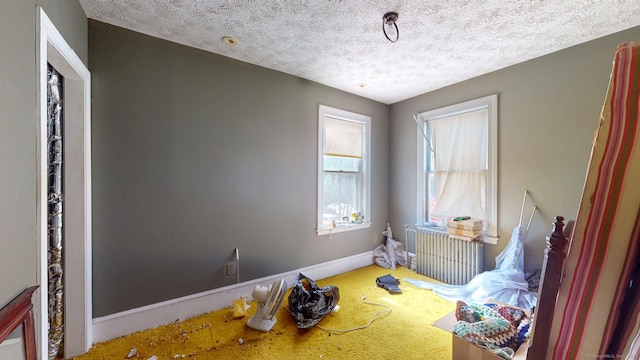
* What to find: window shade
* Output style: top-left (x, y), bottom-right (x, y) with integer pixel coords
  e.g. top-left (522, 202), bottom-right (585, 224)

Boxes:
top-left (324, 116), bottom-right (363, 158)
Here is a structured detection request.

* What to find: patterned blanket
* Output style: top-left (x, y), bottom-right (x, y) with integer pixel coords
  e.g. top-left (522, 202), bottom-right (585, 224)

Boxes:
top-left (453, 301), bottom-right (532, 359)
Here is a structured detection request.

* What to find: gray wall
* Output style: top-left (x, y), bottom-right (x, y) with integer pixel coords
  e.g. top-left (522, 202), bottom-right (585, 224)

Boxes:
top-left (0, 0), bottom-right (87, 343)
top-left (89, 21), bottom-right (389, 317)
top-left (390, 26), bottom-right (640, 272)
top-left (4, 0), bottom-right (638, 324)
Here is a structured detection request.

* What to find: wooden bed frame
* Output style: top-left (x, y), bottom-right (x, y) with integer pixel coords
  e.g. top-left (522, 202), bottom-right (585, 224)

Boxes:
top-left (0, 286), bottom-right (38, 360)
top-left (526, 216), bottom-right (569, 359)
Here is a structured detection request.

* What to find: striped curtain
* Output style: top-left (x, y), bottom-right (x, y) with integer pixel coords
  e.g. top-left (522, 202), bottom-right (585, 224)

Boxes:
top-left (548, 42), bottom-right (640, 359)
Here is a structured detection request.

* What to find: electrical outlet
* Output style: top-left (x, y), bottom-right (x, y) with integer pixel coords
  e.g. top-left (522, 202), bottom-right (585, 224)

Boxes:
top-left (225, 261), bottom-right (236, 277)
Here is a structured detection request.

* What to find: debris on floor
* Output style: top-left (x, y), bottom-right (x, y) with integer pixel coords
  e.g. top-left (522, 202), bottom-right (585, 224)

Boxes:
top-left (376, 274), bottom-right (402, 294)
top-left (126, 347), bottom-right (137, 358)
top-left (233, 296), bottom-right (249, 318)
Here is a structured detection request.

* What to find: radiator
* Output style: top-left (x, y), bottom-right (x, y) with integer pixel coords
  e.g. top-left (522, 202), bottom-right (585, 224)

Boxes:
top-left (415, 229), bottom-right (483, 285)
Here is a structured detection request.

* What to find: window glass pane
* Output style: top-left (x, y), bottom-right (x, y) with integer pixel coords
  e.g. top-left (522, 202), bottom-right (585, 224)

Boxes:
top-left (322, 172), bottom-right (359, 224)
top-left (427, 171), bottom-right (439, 224)
top-left (324, 155), bottom-right (360, 172)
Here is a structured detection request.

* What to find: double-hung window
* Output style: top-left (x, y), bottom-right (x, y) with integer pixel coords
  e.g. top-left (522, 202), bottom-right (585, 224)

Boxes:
top-left (317, 105), bottom-right (371, 235)
top-left (416, 95), bottom-right (498, 242)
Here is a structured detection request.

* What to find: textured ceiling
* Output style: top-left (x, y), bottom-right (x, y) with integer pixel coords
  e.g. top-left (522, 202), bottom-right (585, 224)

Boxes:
top-left (79, 0), bottom-right (640, 104)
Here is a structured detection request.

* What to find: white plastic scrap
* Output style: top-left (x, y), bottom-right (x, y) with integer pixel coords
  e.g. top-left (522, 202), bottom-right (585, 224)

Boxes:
top-left (238, 338), bottom-right (244, 345)
top-left (147, 357), bottom-right (158, 360)
top-left (126, 348), bottom-right (137, 358)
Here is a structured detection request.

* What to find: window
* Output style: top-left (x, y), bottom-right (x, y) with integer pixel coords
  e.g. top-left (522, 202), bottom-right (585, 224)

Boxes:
top-left (416, 95), bottom-right (498, 242)
top-left (317, 105), bottom-right (371, 235)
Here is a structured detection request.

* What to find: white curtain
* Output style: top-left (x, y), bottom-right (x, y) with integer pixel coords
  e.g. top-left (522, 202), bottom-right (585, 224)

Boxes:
top-left (430, 109), bottom-right (488, 221)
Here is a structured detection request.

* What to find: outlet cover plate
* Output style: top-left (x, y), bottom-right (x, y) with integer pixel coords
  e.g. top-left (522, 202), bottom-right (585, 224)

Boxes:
top-left (225, 262), bottom-right (236, 277)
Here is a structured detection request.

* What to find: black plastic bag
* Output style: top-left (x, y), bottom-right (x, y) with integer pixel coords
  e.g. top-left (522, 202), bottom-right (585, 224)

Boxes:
top-left (288, 273), bottom-right (340, 329)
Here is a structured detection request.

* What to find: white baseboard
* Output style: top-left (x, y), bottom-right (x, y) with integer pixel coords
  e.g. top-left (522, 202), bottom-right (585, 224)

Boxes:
top-left (92, 251), bottom-right (373, 343)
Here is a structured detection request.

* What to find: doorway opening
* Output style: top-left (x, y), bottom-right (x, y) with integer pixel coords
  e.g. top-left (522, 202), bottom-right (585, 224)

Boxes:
top-left (37, 7), bottom-right (92, 359)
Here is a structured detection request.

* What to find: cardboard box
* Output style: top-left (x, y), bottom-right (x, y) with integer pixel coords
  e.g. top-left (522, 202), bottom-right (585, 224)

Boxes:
top-left (432, 309), bottom-right (528, 360)
top-left (447, 219), bottom-right (483, 231)
top-left (446, 227), bottom-right (482, 237)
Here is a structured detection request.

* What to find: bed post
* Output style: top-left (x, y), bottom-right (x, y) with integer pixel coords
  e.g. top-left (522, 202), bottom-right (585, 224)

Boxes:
top-left (0, 286), bottom-right (39, 360)
top-left (527, 216), bottom-right (568, 359)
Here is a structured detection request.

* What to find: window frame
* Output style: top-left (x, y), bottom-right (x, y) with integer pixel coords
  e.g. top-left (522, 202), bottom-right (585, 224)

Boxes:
top-left (416, 94), bottom-right (498, 243)
top-left (317, 105), bottom-right (372, 235)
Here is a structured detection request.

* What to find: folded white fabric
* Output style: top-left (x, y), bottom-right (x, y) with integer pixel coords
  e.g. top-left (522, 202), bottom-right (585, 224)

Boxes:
top-left (374, 223), bottom-right (408, 269)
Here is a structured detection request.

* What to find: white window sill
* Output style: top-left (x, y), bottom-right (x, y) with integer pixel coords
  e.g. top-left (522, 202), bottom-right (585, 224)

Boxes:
top-left (316, 222), bottom-right (372, 236)
top-left (483, 235), bottom-right (499, 245)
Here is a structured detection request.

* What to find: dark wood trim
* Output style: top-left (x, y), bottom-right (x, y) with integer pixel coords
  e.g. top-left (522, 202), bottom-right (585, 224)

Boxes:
top-left (527, 216), bottom-right (568, 359)
top-left (0, 286), bottom-right (39, 360)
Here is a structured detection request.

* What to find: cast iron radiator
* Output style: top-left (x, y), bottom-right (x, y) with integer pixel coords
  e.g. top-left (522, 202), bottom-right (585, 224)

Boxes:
top-left (415, 229), bottom-right (483, 285)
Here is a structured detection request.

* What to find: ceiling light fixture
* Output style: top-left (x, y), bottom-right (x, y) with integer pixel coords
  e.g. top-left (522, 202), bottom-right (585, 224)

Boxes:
top-left (222, 36), bottom-right (237, 45)
top-left (382, 12), bottom-right (399, 43)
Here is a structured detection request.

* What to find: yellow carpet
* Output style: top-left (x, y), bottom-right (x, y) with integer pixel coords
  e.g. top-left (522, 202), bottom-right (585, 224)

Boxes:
top-left (73, 265), bottom-right (455, 359)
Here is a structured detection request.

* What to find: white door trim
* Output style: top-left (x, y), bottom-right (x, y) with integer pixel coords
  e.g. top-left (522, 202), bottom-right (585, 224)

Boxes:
top-left (36, 7), bottom-right (92, 359)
